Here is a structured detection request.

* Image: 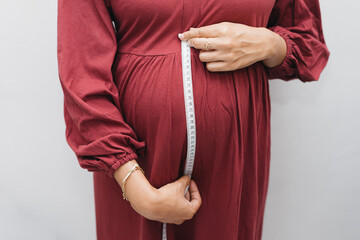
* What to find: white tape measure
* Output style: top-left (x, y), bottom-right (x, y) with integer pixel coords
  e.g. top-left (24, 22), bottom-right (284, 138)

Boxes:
top-left (161, 39), bottom-right (197, 240)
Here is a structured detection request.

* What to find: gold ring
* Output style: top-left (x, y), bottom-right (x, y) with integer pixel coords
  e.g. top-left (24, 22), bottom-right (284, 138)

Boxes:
top-left (204, 38), bottom-right (210, 50)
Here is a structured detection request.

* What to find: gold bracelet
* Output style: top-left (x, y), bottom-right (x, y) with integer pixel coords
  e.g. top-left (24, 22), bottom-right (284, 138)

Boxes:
top-left (121, 163), bottom-right (144, 201)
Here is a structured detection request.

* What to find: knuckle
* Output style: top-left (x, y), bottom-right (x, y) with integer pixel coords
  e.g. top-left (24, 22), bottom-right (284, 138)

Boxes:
top-left (214, 28), bottom-right (221, 36)
top-left (228, 51), bottom-right (236, 61)
top-left (219, 27), bottom-right (226, 35)
top-left (221, 38), bottom-right (232, 50)
top-left (224, 26), bottom-right (231, 35)
top-left (227, 39), bottom-right (235, 50)
top-left (239, 38), bottom-right (250, 48)
top-left (238, 40), bottom-right (245, 48)
top-left (196, 28), bottom-right (201, 36)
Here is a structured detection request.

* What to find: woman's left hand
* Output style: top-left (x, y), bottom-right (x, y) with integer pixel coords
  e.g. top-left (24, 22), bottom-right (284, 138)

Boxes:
top-left (178, 22), bottom-right (286, 72)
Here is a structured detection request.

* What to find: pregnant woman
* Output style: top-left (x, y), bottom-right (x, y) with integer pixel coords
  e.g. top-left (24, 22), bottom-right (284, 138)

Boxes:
top-left (57, 0), bottom-right (330, 239)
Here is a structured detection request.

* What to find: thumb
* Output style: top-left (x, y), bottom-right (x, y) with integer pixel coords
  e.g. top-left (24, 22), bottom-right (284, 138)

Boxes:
top-left (178, 175), bottom-right (191, 192)
top-left (188, 180), bottom-right (202, 211)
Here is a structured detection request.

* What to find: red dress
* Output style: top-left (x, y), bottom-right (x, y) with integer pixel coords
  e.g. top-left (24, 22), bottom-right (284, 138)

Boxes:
top-left (57, 0), bottom-right (329, 239)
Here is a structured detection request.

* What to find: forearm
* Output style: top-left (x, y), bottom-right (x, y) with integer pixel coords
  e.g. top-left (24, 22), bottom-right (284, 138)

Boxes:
top-left (261, 28), bottom-right (287, 68)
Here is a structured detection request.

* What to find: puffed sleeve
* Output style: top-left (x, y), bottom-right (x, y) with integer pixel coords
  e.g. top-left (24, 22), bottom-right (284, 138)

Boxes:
top-left (57, 0), bottom-right (146, 178)
top-left (264, 0), bottom-right (330, 82)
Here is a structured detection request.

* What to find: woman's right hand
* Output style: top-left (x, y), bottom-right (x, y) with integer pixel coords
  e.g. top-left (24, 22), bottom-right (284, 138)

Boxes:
top-left (151, 174), bottom-right (202, 225)
top-left (114, 159), bottom-right (202, 225)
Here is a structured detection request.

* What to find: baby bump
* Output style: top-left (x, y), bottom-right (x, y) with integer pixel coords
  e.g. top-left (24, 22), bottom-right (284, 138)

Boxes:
top-left (113, 52), bottom-right (240, 188)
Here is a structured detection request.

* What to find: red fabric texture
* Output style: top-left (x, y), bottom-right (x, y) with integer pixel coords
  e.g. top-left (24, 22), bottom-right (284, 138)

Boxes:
top-left (265, 0), bottom-right (330, 81)
top-left (57, 0), bottom-right (146, 178)
top-left (57, 0), bottom-right (329, 239)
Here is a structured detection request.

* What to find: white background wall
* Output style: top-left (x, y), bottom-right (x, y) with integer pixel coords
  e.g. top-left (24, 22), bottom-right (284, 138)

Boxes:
top-left (0, 0), bottom-right (358, 239)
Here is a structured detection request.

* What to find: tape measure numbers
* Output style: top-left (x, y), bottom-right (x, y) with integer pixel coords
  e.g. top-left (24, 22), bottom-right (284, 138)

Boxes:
top-left (161, 40), bottom-right (197, 240)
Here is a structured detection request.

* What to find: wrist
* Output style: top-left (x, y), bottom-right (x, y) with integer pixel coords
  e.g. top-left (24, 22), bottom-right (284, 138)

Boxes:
top-left (129, 177), bottom-right (159, 219)
top-left (142, 187), bottom-right (160, 217)
top-left (261, 28), bottom-right (287, 68)
top-left (114, 161), bottom-right (158, 212)
top-left (113, 159), bottom-right (138, 182)
top-left (262, 28), bottom-right (277, 61)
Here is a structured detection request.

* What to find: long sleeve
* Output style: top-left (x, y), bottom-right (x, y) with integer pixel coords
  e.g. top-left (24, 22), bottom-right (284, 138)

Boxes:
top-left (264, 0), bottom-right (330, 82)
top-left (57, 0), bottom-right (146, 178)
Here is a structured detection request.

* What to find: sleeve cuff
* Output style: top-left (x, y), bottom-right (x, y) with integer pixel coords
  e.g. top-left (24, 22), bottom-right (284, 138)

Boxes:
top-left (264, 26), bottom-right (297, 80)
top-left (78, 151), bottom-right (142, 178)
top-left (107, 152), bottom-right (139, 178)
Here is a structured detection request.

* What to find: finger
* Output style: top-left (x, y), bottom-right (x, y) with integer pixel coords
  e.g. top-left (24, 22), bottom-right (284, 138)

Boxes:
top-left (188, 180), bottom-right (202, 211)
top-left (178, 175), bottom-right (191, 192)
top-left (206, 61), bottom-right (234, 72)
top-left (185, 190), bottom-right (191, 201)
top-left (180, 25), bottom-right (220, 41)
top-left (188, 37), bottom-right (218, 51)
top-left (199, 49), bottom-right (224, 63)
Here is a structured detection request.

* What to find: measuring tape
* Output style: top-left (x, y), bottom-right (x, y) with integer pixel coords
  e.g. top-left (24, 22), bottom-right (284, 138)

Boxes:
top-left (161, 39), bottom-right (197, 240)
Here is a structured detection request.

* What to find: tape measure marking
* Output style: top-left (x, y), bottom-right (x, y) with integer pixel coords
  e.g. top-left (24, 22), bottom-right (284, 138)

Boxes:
top-left (161, 40), bottom-right (197, 240)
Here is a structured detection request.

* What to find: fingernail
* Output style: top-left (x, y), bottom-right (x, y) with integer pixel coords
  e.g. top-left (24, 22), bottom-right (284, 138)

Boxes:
top-left (178, 33), bottom-right (184, 40)
top-left (187, 41), bottom-right (192, 47)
